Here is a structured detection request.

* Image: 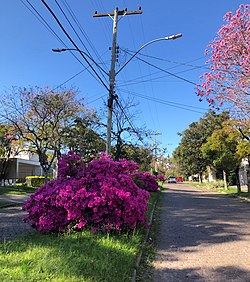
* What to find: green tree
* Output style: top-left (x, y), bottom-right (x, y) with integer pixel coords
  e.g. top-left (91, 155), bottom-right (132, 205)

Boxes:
top-left (0, 87), bottom-right (94, 178)
top-left (117, 144), bottom-right (153, 172)
top-left (173, 111), bottom-right (230, 181)
top-left (201, 123), bottom-right (242, 191)
top-left (64, 116), bottom-right (105, 163)
top-left (0, 124), bottom-right (19, 178)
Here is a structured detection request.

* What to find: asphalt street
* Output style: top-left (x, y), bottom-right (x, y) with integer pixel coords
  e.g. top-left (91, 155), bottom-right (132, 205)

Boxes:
top-left (153, 183), bottom-right (250, 282)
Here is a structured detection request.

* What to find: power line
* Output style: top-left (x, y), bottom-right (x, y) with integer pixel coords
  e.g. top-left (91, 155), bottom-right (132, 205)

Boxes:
top-left (55, 0), bottom-right (92, 57)
top-left (21, 0), bottom-right (105, 87)
top-left (121, 49), bottom-right (197, 86)
top-left (41, 0), bottom-right (109, 91)
top-left (124, 49), bottom-right (209, 70)
top-left (52, 68), bottom-right (88, 91)
top-left (20, 0), bottom-right (67, 47)
top-left (60, 0), bottom-right (109, 73)
top-left (118, 67), bottom-right (200, 87)
top-left (118, 88), bottom-right (207, 114)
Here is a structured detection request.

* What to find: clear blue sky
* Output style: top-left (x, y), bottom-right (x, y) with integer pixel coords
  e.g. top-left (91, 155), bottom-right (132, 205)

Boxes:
top-left (0, 0), bottom-right (248, 155)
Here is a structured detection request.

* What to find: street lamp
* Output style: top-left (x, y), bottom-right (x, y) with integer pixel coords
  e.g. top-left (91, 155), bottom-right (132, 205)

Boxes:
top-left (52, 33), bottom-right (182, 155)
top-left (52, 48), bottom-right (109, 76)
top-left (107, 33), bottom-right (182, 155)
top-left (116, 33), bottom-right (182, 76)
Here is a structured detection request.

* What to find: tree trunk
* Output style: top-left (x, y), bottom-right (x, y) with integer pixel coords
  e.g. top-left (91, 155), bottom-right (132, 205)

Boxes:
top-left (223, 170), bottom-right (228, 190)
top-left (247, 164), bottom-right (250, 194)
top-left (235, 167), bottom-right (241, 194)
top-left (198, 173), bottom-right (203, 183)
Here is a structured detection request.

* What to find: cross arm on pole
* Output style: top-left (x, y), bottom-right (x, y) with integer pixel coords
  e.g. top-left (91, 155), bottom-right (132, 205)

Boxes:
top-left (93, 9), bottom-right (142, 18)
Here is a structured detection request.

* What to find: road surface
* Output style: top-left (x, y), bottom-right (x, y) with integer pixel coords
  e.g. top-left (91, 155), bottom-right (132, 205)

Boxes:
top-left (153, 183), bottom-right (250, 282)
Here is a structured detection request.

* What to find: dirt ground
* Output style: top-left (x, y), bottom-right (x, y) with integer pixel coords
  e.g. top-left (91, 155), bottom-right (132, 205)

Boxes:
top-left (152, 183), bottom-right (250, 282)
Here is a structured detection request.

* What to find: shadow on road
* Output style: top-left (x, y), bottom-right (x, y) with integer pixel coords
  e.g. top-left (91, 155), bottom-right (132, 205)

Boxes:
top-left (153, 184), bottom-right (250, 281)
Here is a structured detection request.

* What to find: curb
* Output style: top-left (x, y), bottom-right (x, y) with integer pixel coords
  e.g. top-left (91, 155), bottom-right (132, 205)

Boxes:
top-left (130, 198), bottom-right (158, 282)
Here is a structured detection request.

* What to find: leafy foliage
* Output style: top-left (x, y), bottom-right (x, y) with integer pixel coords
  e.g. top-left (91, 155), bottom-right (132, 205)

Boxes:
top-left (201, 122), bottom-right (241, 178)
top-left (173, 111), bottom-right (230, 179)
top-left (0, 124), bottom-right (19, 178)
top-left (0, 87), bottom-right (95, 177)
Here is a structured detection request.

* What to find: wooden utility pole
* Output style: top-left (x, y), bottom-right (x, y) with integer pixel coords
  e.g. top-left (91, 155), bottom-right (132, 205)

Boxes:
top-left (153, 132), bottom-right (162, 172)
top-left (93, 7), bottom-right (142, 155)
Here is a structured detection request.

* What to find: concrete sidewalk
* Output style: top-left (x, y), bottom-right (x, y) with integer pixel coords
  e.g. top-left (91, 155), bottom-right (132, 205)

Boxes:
top-left (0, 194), bottom-right (33, 243)
top-left (0, 193), bottom-right (32, 204)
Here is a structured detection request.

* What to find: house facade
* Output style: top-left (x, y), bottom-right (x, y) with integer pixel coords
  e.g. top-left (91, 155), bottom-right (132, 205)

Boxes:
top-left (0, 150), bottom-right (43, 180)
top-left (239, 158), bottom-right (249, 186)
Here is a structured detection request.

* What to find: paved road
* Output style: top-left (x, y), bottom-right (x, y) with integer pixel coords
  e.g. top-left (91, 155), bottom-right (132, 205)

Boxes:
top-left (0, 194), bottom-right (33, 243)
top-left (153, 183), bottom-right (250, 282)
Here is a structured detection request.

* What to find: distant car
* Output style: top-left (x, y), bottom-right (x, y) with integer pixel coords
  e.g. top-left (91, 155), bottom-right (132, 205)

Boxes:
top-left (176, 177), bottom-right (183, 182)
top-left (167, 176), bottom-right (176, 183)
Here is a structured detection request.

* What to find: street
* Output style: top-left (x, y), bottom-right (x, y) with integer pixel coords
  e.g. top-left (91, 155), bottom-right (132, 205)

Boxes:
top-left (153, 183), bottom-right (250, 282)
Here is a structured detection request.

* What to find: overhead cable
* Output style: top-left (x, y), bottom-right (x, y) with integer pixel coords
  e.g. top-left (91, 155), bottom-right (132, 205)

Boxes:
top-left (41, 0), bottom-right (109, 91)
top-left (121, 49), bottom-right (197, 86)
top-left (118, 88), bottom-right (206, 114)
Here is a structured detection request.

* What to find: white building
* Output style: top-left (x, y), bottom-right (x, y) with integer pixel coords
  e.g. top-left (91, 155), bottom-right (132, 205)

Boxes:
top-left (1, 150), bottom-right (43, 180)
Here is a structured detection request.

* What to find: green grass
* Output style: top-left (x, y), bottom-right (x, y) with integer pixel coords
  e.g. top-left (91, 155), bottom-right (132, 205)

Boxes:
top-left (0, 192), bottom-right (160, 282)
top-left (0, 186), bottom-right (38, 196)
top-left (136, 190), bottom-right (162, 281)
top-left (188, 182), bottom-right (250, 199)
top-left (0, 231), bottom-right (142, 282)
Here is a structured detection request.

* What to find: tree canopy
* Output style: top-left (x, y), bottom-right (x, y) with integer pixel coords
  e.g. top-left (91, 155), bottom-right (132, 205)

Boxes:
top-left (0, 86), bottom-right (95, 177)
top-left (173, 111), bottom-right (230, 180)
top-left (197, 4), bottom-right (250, 126)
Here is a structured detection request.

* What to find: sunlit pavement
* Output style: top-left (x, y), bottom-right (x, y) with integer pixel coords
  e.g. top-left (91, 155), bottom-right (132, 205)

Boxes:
top-left (153, 183), bottom-right (250, 282)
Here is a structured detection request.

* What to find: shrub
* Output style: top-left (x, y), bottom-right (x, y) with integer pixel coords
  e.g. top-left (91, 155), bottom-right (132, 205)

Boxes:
top-left (207, 180), bottom-right (225, 189)
top-left (23, 152), bottom-right (150, 233)
top-left (57, 150), bottom-right (84, 179)
top-left (156, 174), bottom-right (165, 183)
top-left (132, 172), bottom-right (159, 192)
top-left (26, 176), bottom-right (45, 187)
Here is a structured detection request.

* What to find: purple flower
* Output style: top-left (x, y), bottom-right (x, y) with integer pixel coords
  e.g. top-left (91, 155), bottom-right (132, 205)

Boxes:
top-left (23, 151), bottom-right (150, 233)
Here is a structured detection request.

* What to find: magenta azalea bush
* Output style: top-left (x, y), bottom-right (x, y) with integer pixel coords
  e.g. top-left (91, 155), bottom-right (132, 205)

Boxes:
top-left (57, 150), bottom-right (84, 179)
top-left (23, 152), bottom-right (150, 233)
top-left (156, 174), bottom-right (165, 183)
top-left (132, 172), bottom-right (159, 192)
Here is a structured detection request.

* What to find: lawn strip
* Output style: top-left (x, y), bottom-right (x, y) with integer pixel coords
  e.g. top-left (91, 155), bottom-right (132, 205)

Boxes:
top-left (0, 186), bottom-right (38, 196)
top-left (0, 191), bottom-right (159, 282)
top-left (0, 230), bottom-right (143, 282)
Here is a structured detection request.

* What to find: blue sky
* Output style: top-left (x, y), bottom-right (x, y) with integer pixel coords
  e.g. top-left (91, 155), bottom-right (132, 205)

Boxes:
top-left (0, 0), bottom-right (248, 155)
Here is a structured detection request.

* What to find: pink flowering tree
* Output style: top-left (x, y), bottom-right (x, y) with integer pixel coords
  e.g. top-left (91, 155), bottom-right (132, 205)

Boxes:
top-left (196, 4), bottom-right (250, 127)
top-left (23, 152), bottom-right (150, 233)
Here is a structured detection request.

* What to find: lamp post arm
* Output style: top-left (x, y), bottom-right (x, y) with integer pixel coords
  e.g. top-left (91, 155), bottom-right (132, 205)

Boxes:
top-left (52, 48), bottom-right (109, 76)
top-left (115, 33), bottom-right (182, 76)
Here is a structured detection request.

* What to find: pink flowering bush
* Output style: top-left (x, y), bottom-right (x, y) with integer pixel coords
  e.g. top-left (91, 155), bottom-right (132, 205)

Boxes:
top-left (23, 152), bottom-right (150, 233)
top-left (157, 174), bottom-right (166, 184)
top-left (57, 150), bottom-right (84, 179)
top-left (132, 172), bottom-right (159, 192)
